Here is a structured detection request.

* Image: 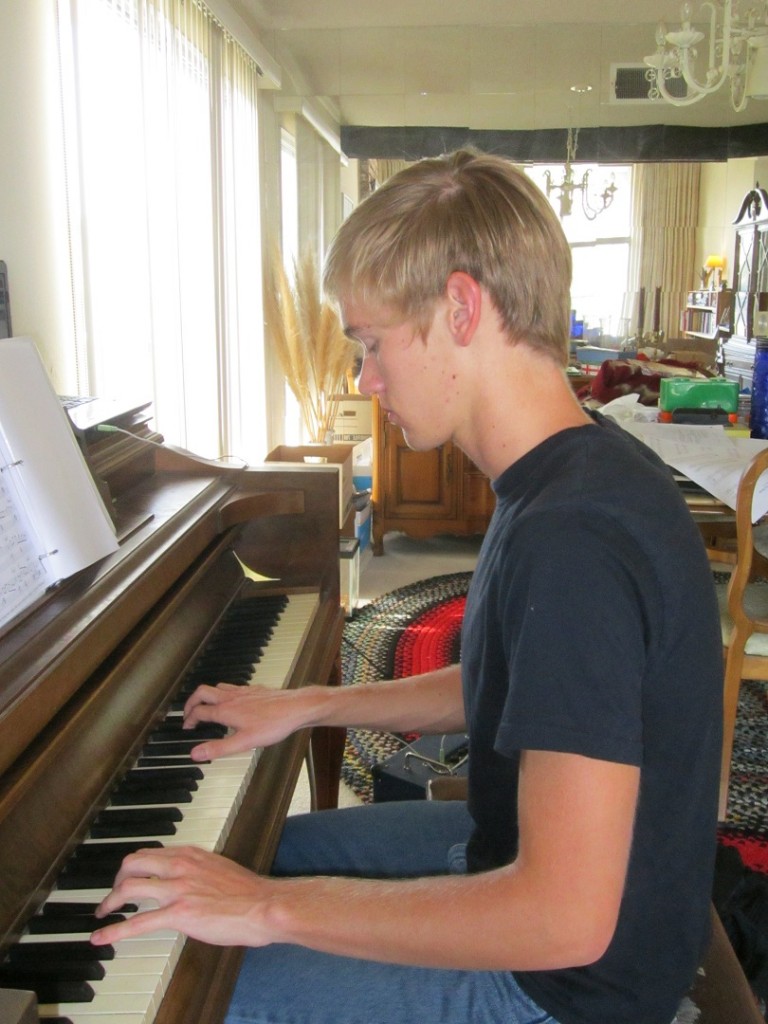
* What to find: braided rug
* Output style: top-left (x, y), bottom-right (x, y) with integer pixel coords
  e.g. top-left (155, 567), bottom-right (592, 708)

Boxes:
top-left (341, 572), bottom-right (768, 875)
top-left (341, 572), bottom-right (471, 803)
top-left (718, 679), bottom-right (768, 874)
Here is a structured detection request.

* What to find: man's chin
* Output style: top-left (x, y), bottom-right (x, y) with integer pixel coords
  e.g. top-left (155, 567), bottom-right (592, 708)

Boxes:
top-left (400, 429), bottom-right (433, 452)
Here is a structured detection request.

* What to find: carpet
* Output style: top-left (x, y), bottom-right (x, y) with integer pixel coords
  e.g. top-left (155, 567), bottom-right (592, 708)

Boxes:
top-left (341, 572), bottom-right (470, 803)
top-left (341, 572), bottom-right (768, 874)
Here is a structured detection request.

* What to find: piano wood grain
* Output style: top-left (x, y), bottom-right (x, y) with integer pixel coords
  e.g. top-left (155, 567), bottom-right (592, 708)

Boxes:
top-left (0, 421), bottom-right (345, 1023)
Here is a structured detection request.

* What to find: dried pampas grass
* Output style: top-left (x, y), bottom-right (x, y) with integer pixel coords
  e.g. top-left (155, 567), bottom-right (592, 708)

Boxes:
top-left (265, 248), bottom-right (357, 443)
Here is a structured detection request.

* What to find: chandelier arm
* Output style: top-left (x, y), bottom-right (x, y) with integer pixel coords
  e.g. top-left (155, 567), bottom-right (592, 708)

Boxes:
top-left (653, 66), bottom-right (710, 104)
top-left (730, 63), bottom-right (751, 112)
top-left (678, 43), bottom-right (731, 94)
top-left (705, 1), bottom-right (720, 74)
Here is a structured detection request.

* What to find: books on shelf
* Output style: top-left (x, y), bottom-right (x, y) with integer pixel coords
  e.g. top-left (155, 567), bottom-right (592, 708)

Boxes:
top-left (0, 337), bottom-right (118, 631)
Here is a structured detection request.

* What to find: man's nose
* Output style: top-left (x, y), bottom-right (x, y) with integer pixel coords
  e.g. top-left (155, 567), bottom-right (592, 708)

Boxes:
top-left (356, 355), bottom-right (380, 396)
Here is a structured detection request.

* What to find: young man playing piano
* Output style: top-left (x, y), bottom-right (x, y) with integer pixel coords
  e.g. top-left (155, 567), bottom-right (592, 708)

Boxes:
top-left (94, 150), bottom-right (723, 1024)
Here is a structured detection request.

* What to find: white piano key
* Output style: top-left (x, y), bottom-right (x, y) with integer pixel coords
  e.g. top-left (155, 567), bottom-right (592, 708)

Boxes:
top-left (39, 1014), bottom-right (149, 1024)
top-left (38, 990), bottom-right (163, 1015)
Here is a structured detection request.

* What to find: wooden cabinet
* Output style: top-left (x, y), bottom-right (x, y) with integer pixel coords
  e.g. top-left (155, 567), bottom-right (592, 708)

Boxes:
top-left (721, 187), bottom-right (768, 387)
top-left (732, 187), bottom-right (768, 344)
top-left (371, 400), bottom-right (495, 554)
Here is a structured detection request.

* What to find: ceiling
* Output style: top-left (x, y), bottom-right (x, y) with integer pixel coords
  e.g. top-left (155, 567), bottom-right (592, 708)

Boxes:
top-left (229, 0), bottom-right (768, 138)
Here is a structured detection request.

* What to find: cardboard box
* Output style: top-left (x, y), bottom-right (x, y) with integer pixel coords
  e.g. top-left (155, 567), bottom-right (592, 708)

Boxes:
top-left (663, 336), bottom-right (719, 372)
top-left (266, 443), bottom-right (355, 527)
top-left (331, 395), bottom-right (372, 441)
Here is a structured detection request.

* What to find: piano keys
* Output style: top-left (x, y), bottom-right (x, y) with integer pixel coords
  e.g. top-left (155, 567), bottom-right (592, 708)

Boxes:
top-left (3, 590), bottom-right (320, 1022)
top-left (0, 402), bottom-right (347, 1024)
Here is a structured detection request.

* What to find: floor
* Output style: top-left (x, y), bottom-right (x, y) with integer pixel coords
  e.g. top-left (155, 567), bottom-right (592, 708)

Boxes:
top-left (290, 531), bottom-right (483, 814)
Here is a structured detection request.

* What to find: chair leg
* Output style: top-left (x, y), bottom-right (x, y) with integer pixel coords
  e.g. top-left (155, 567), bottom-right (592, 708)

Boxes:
top-left (719, 643), bottom-right (746, 821)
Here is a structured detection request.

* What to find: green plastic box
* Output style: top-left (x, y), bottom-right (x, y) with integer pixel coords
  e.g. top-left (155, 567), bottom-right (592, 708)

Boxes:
top-left (659, 377), bottom-right (738, 422)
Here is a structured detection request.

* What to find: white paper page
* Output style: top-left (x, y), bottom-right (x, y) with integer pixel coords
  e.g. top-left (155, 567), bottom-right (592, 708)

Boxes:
top-left (624, 421), bottom-right (768, 521)
top-left (0, 338), bottom-right (118, 583)
top-left (0, 431), bottom-right (50, 627)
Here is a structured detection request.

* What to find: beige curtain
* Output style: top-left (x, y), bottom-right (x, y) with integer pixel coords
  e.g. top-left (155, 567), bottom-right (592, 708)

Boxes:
top-left (627, 163), bottom-right (701, 341)
top-left (366, 158), bottom-right (412, 189)
top-left (58, 0), bottom-right (266, 460)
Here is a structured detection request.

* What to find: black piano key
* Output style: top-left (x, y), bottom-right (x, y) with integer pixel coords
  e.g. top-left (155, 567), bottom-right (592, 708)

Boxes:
top-left (0, 972), bottom-right (95, 1004)
top-left (8, 941), bottom-right (115, 963)
top-left (27, 912), bottom-right (126, 934)
top-left (70, 840), bottom-right (163, 862)
top-left (59, 840), bottom-right (163, 889)
top-left (114, 778), bottom-right (197, 795)
top-left (0, 961), bottom-right (105, 984)
top-left (93, 806), bottom-right (184, 825)
top-left (122, 765), bottom-right (204, 782)
top-left (139, 740), bottom-right (208, 759)
top-left (38, 901), bottom-right (138, 916)
top-left (147, 722), bottom-right (227, 742)
top-left (57, 867), bottom-right (128, 889)
top-left (113, 772), bottom-right (197, 790)
top-left (176, 670), bottom-right (252, 689)
top-left (110, 783), bottom-right (195, 803)
top-left (91, 819), bottom-right (177, 839)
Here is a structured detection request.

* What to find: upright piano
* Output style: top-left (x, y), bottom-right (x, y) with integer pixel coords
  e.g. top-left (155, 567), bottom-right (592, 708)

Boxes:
top-left (0, 401), bottom-right (346, 1023)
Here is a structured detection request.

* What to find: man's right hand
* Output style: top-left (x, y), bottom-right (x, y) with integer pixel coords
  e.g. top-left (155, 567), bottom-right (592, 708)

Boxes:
top-left (182, 682), bottom-right (321, 761)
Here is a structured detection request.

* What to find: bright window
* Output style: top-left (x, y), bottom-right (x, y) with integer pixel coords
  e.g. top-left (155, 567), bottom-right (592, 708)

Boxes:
top-left (57, 0), bottom-right (266, 461)
top-left (526, 164), bottom-right (634, 341)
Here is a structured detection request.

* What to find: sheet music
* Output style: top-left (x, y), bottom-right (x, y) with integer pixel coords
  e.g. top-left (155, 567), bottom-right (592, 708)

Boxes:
top-left (0, 338), bottom-right (119, 630)
top-left (0, 436), bottom-right (48, 625)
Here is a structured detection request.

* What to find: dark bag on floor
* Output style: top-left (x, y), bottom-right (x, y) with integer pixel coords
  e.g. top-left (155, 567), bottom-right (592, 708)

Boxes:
top-left (371, 733), bottom-right (468, 802)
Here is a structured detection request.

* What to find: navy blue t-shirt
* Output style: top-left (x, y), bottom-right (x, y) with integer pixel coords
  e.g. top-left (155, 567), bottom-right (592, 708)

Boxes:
top-left (461, 416), bottom-right (722, 1024)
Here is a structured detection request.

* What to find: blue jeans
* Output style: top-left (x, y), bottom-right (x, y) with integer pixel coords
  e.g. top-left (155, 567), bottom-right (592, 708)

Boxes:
top-left (225, 800), bottom-right (558, 1024)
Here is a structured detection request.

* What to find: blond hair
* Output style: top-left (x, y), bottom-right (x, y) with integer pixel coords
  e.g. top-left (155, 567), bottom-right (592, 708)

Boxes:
top-left (323, 150), bottom-right (572, 364)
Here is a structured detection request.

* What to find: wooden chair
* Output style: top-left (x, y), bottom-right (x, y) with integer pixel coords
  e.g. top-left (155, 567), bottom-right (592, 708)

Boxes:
top-left (427, 777), bottom-right (763, 1023)
top-left (715, 445), bottom-right (768, 821)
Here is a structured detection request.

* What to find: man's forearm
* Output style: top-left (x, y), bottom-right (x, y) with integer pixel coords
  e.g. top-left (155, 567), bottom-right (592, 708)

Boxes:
top-left (308, 664), bottom-right (466, 735)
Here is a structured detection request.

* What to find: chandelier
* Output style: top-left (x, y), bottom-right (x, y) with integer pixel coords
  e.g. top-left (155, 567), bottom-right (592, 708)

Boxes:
top-left (543, 127), bottom-right (618, 221)
top-left (644, 0), bottom-right (768, 111)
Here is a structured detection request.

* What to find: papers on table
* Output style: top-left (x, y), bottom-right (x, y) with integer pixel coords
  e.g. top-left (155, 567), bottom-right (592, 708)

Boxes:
top-left (599, 392), bottom-right (768, 522)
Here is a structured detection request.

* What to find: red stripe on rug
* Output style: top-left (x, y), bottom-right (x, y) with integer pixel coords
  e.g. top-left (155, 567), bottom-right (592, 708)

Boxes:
top-left (393, 595), bottom-right (466, 678)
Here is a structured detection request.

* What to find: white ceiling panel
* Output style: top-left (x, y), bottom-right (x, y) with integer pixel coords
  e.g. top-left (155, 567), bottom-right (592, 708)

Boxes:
top-left (230, 0), bottom-right (768, 132)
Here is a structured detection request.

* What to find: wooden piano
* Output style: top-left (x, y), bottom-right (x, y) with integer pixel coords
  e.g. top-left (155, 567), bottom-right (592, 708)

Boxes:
top-left (0, 400), bottom-right (346, 1023)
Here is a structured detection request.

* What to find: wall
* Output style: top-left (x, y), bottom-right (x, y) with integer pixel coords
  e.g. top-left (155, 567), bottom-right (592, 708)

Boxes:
top-left (697, 157), bottom-right (764, 292)
top-left (1, 0), bottom-right (75, 390)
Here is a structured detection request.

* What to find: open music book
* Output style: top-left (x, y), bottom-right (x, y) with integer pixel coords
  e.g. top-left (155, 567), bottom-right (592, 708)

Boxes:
top-left (0, 337), bottom-right (118, 631)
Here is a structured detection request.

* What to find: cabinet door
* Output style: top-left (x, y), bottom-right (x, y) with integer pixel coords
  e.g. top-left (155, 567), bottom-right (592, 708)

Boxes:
top-left (381, 422), bottom-right (456, 520)
top-left (733, 225), bottom-right (755, 340)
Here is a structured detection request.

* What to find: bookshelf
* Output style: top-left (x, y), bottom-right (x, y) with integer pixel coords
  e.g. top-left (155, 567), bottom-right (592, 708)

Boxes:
top-left (681, 289), bottom-right (732, 341)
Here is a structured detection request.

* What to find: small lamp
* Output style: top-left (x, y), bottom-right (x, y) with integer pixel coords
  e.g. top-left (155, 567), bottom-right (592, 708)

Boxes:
top-left (703, 254), bottom-right (726, 290)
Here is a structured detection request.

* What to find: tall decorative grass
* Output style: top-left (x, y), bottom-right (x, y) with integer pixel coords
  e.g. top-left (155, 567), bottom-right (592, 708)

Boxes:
top-left (265, 248), bottom-right (358, 443)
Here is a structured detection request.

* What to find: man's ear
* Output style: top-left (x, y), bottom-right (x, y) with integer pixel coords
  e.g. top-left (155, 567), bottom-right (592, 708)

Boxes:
top-left (445, 271), bottom-right (482, 346)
